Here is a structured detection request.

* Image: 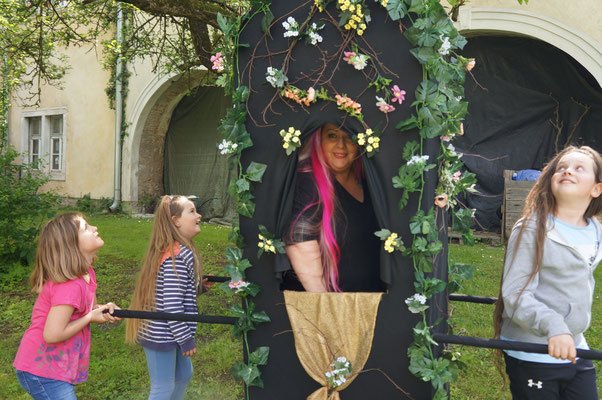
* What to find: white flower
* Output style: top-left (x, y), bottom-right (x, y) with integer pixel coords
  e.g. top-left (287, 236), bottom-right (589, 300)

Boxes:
top-left (353, 54), bottom-right (368, 70)
top-left (438, 35), bottom-right (451, 55)
top-left (337, 356), bottom-right (347, 363)
top-left (407, 155), bottom-right (430, 166)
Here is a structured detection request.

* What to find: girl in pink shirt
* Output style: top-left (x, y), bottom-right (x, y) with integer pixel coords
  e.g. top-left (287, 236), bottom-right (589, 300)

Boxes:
top-left (13, 213), bottom-right (121, 399)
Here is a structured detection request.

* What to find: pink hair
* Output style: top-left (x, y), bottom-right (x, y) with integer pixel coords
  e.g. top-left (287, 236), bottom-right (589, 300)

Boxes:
top-left (291, 129), bottom-right (363, 292)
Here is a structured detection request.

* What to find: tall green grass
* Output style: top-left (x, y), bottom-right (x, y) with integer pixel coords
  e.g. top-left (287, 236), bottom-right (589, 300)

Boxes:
top-left (1, 215), bottom-right (601, 399)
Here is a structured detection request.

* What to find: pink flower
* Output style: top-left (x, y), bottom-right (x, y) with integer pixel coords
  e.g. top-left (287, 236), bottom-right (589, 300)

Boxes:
top-left (391, 85), bottom-right (406, 104)
top-left (434, 193), bottom-right (448, 208)
top-left (466, 58), bottom-right (476, 71)
top-left (307, 87), bottom-right (315, 102)
top-left (376, 96), bottom-right (395, 113)
top-left (343, 51), bottom-right (356, 63)
top-left (211, 52), bottom-right (224, 72)
top-left (441, 135), bottom-right (451, 142)
top-left (452, 171), bottom-right (461, 182)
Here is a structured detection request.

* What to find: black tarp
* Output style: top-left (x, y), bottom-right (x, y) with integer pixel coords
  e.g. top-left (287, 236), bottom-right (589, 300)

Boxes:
top-left (237, 2), bottom-right (447, 399)
top-left (456, 36), bottom-right (602, 231)
top-left (163, 87), bottom-right (237, 223)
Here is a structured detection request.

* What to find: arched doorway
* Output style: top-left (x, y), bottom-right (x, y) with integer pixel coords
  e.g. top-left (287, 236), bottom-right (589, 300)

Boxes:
top-left (163, 86), bottom-right (236, 223)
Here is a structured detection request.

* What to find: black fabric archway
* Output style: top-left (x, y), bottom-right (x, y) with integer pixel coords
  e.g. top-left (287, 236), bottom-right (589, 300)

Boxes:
top-left (237, 2), bottom-right (447, 398)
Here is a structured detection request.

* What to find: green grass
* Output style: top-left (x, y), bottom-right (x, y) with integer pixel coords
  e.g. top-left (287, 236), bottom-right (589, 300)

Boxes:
top-left (1, 215), bottom-right (601, 399)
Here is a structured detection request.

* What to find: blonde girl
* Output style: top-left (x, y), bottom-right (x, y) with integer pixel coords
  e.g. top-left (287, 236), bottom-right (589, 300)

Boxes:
top-left (493, 146), bottom-right (602, 400)
top-left (13, 213), bottom-right (120, 400)
top-left (126, 195), bottom-right (210, 400)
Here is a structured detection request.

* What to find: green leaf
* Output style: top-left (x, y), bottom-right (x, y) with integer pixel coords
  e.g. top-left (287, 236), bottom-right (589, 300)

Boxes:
top-left (249, 346), bottom-right (270, 366)
top-left (410, 47), bottom-right (436, 65)
top-left (386, 0), bottom-right (408, 21)
top-left (260, 10), bottom-right (274, 33)
top-left (374, 229), bottom-right (392, 240)
top-left (237, 200), bottom-right (256, 218)
top-left (396, 116), bottom-right (418, 132)
top-left (245, 162), bottom-right (267, 182)
top-left (236, 178), bottom-right (250, 193)
top-left (244, 282), bottom-right (261, 297)
top-left (225, 247), bottom-right (242, 263)
top-left (250, 311), bottom-right (271, 324)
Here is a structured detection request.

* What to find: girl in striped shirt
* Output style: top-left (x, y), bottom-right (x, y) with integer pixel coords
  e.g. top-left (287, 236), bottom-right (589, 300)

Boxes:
top-left (126, 195), bottom-right (211, 400)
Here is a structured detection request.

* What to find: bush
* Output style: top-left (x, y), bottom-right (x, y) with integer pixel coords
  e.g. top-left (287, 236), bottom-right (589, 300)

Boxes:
top-left (0, 146), bottom-right (58, 267)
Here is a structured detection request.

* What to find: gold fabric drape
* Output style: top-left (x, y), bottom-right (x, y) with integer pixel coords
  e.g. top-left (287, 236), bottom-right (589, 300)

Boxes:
top-left (284, 291), bottom-right (383, 400)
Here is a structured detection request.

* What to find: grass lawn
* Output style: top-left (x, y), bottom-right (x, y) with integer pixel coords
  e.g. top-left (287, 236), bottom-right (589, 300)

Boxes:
top-left (1, 213), bottom-right (601, 399)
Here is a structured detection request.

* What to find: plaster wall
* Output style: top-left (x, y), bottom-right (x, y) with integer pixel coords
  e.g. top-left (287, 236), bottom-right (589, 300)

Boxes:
top-left (8, 43), bottom-right (115, 199)
top-left (447, 0), bottom-right (601, 44)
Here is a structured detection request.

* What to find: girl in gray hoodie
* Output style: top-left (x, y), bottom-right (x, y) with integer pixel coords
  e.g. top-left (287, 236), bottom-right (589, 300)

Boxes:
top-left (494, 146), bottom-right (602, 400)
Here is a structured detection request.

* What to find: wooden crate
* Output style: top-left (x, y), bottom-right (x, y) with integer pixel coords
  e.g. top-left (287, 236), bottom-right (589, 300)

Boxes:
top-left (502, 170), bottom-right (536, 242)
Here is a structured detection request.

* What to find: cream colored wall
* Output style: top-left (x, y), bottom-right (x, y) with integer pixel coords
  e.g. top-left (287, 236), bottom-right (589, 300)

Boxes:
top-left (8, 43), bottom-right (116, 199)
top-left (446, 0), bottom-right (601, 44)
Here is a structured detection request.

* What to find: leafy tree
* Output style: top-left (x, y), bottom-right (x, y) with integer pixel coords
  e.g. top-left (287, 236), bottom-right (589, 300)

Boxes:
top-left (0, 0), bottom-right (246, 105)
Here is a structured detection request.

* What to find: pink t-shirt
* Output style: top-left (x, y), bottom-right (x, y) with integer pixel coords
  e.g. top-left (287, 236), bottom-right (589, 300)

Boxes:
top-left (13, 267), bottom-right (97, 384)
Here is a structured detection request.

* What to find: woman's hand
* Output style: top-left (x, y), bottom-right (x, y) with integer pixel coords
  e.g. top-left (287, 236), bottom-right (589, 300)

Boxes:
top-left (548, 334), bottom-right (576, 363)
top-left (285, 241), bottom-right (328, 292)
top-left (183, 347), bottom-right (197, 357)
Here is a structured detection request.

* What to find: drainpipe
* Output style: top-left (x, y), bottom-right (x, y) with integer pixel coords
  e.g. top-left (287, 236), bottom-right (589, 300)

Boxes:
top-left (110, 3), bottom-right (124, 212)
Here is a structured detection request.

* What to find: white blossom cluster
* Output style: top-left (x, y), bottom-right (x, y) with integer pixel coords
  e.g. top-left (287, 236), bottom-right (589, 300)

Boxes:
top-left (218, 139), bottom-right (238, 155)
top-left (325, 356), bottom-right (352, 389)
top-left (407, 154), bottom-right (429, 166)
top-left (405, 293), bottom-right (429, 314)
top-left (266, 67), bottom-right (288, 88)
top-left (282, 16), bottom-right (300, 37)
top-left (307, 23), bottom-right (323, 45)
top-left (438, 35), bottom-right (451, 55)
top-left (405, 293), bottom-right (427, 306)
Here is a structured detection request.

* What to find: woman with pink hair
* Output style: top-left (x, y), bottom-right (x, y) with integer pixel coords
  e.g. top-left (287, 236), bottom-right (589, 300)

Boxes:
top-left (283, 122), bottom-right (383, 292)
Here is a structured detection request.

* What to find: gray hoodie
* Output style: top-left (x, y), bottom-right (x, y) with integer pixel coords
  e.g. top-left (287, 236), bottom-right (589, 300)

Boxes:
top-left (500, 215), bottom-right (602, 346)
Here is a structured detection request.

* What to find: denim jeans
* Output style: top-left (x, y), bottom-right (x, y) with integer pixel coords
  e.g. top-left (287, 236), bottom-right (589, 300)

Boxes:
top-left (15, 370), bottom-right (77, 400)
top-left (143, 347), bottom-right (194, 400)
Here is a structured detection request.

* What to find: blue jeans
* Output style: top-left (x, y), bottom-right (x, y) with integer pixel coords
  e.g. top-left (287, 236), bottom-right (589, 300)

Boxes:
top-left (15, 370), bottom-right (77, 400)
top-left (143, 347), bottom-right (193, 400)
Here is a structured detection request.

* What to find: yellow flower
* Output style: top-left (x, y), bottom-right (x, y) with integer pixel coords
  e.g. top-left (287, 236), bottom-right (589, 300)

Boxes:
top-left (382, 0), bottom-right (388, 6)
top-left (358, 139), bottom-right (365, 146)
top-left (357, 29), bottom-right (364, 36)
top-left (344, 0), bottom-right (350, 5)
top-left (349, 20), bottom-right (357, 28)
top-left (349, 4), bottom-right (355, 11)
top-left (288, 126), bottom-right (295, 133)
top-left (384, 245), bottom-right (394, 253)
top-left (341, 4), bottom-right (347, 10)
top-left (258, 234), bottom-right (264, 240)
top-left (295, 129), bottom-right (301, 136)
top-left (373, 142), bottom-right (379, 149)
top-left (283, 143), bottom-right (290, 149)
top-left (269, 245), bottom-right (276, 253)
top-left (367, 145), bottom-right (373, 152)
top-left (344, 24), bottom-right (351, 30)
top-left (366, 128), bottom-right (373, 135)
top-left (391, 233), bottom-right (398, 239)
top-left (360, 23), bottom-right (366, 30)
top-left (373, 137), bottom-right (380, 142)
top-left (292, 136), bottom-right (299, 143)
top-left (258, 242), bottom-right (264, 248)
top-left (279, 129), bottom-right (286, 137)
top-left (357, 133), bottom-right (365, 139)
top-left (367, 137), bottom-right (374, 144)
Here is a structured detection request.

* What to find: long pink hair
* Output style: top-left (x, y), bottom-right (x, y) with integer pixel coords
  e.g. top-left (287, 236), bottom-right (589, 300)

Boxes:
top-left (290, 129), bottom-right (363, 291)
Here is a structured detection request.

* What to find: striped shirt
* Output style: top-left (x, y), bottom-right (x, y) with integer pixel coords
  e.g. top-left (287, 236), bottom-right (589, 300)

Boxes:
top-left (138, 243), bottom-right (198, 352)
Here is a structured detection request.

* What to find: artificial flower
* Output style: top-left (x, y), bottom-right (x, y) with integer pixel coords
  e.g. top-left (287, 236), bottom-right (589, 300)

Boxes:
top-left (376, 96), bottom-right (395, 113)
top-left (434, 193), bottom-right (448, 208)
top-left (466, 58), bottom-right (476, 71)
top-left (391, 85), bottom-right (406, 104)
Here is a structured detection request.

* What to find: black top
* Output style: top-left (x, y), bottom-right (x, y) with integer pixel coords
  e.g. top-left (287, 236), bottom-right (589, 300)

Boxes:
top-left (283, 171), bottom-right (383, 292)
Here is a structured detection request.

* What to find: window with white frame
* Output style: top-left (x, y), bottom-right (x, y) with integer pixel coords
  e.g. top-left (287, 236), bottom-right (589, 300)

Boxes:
top-left (23, 111), bottom-right (66, 180)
